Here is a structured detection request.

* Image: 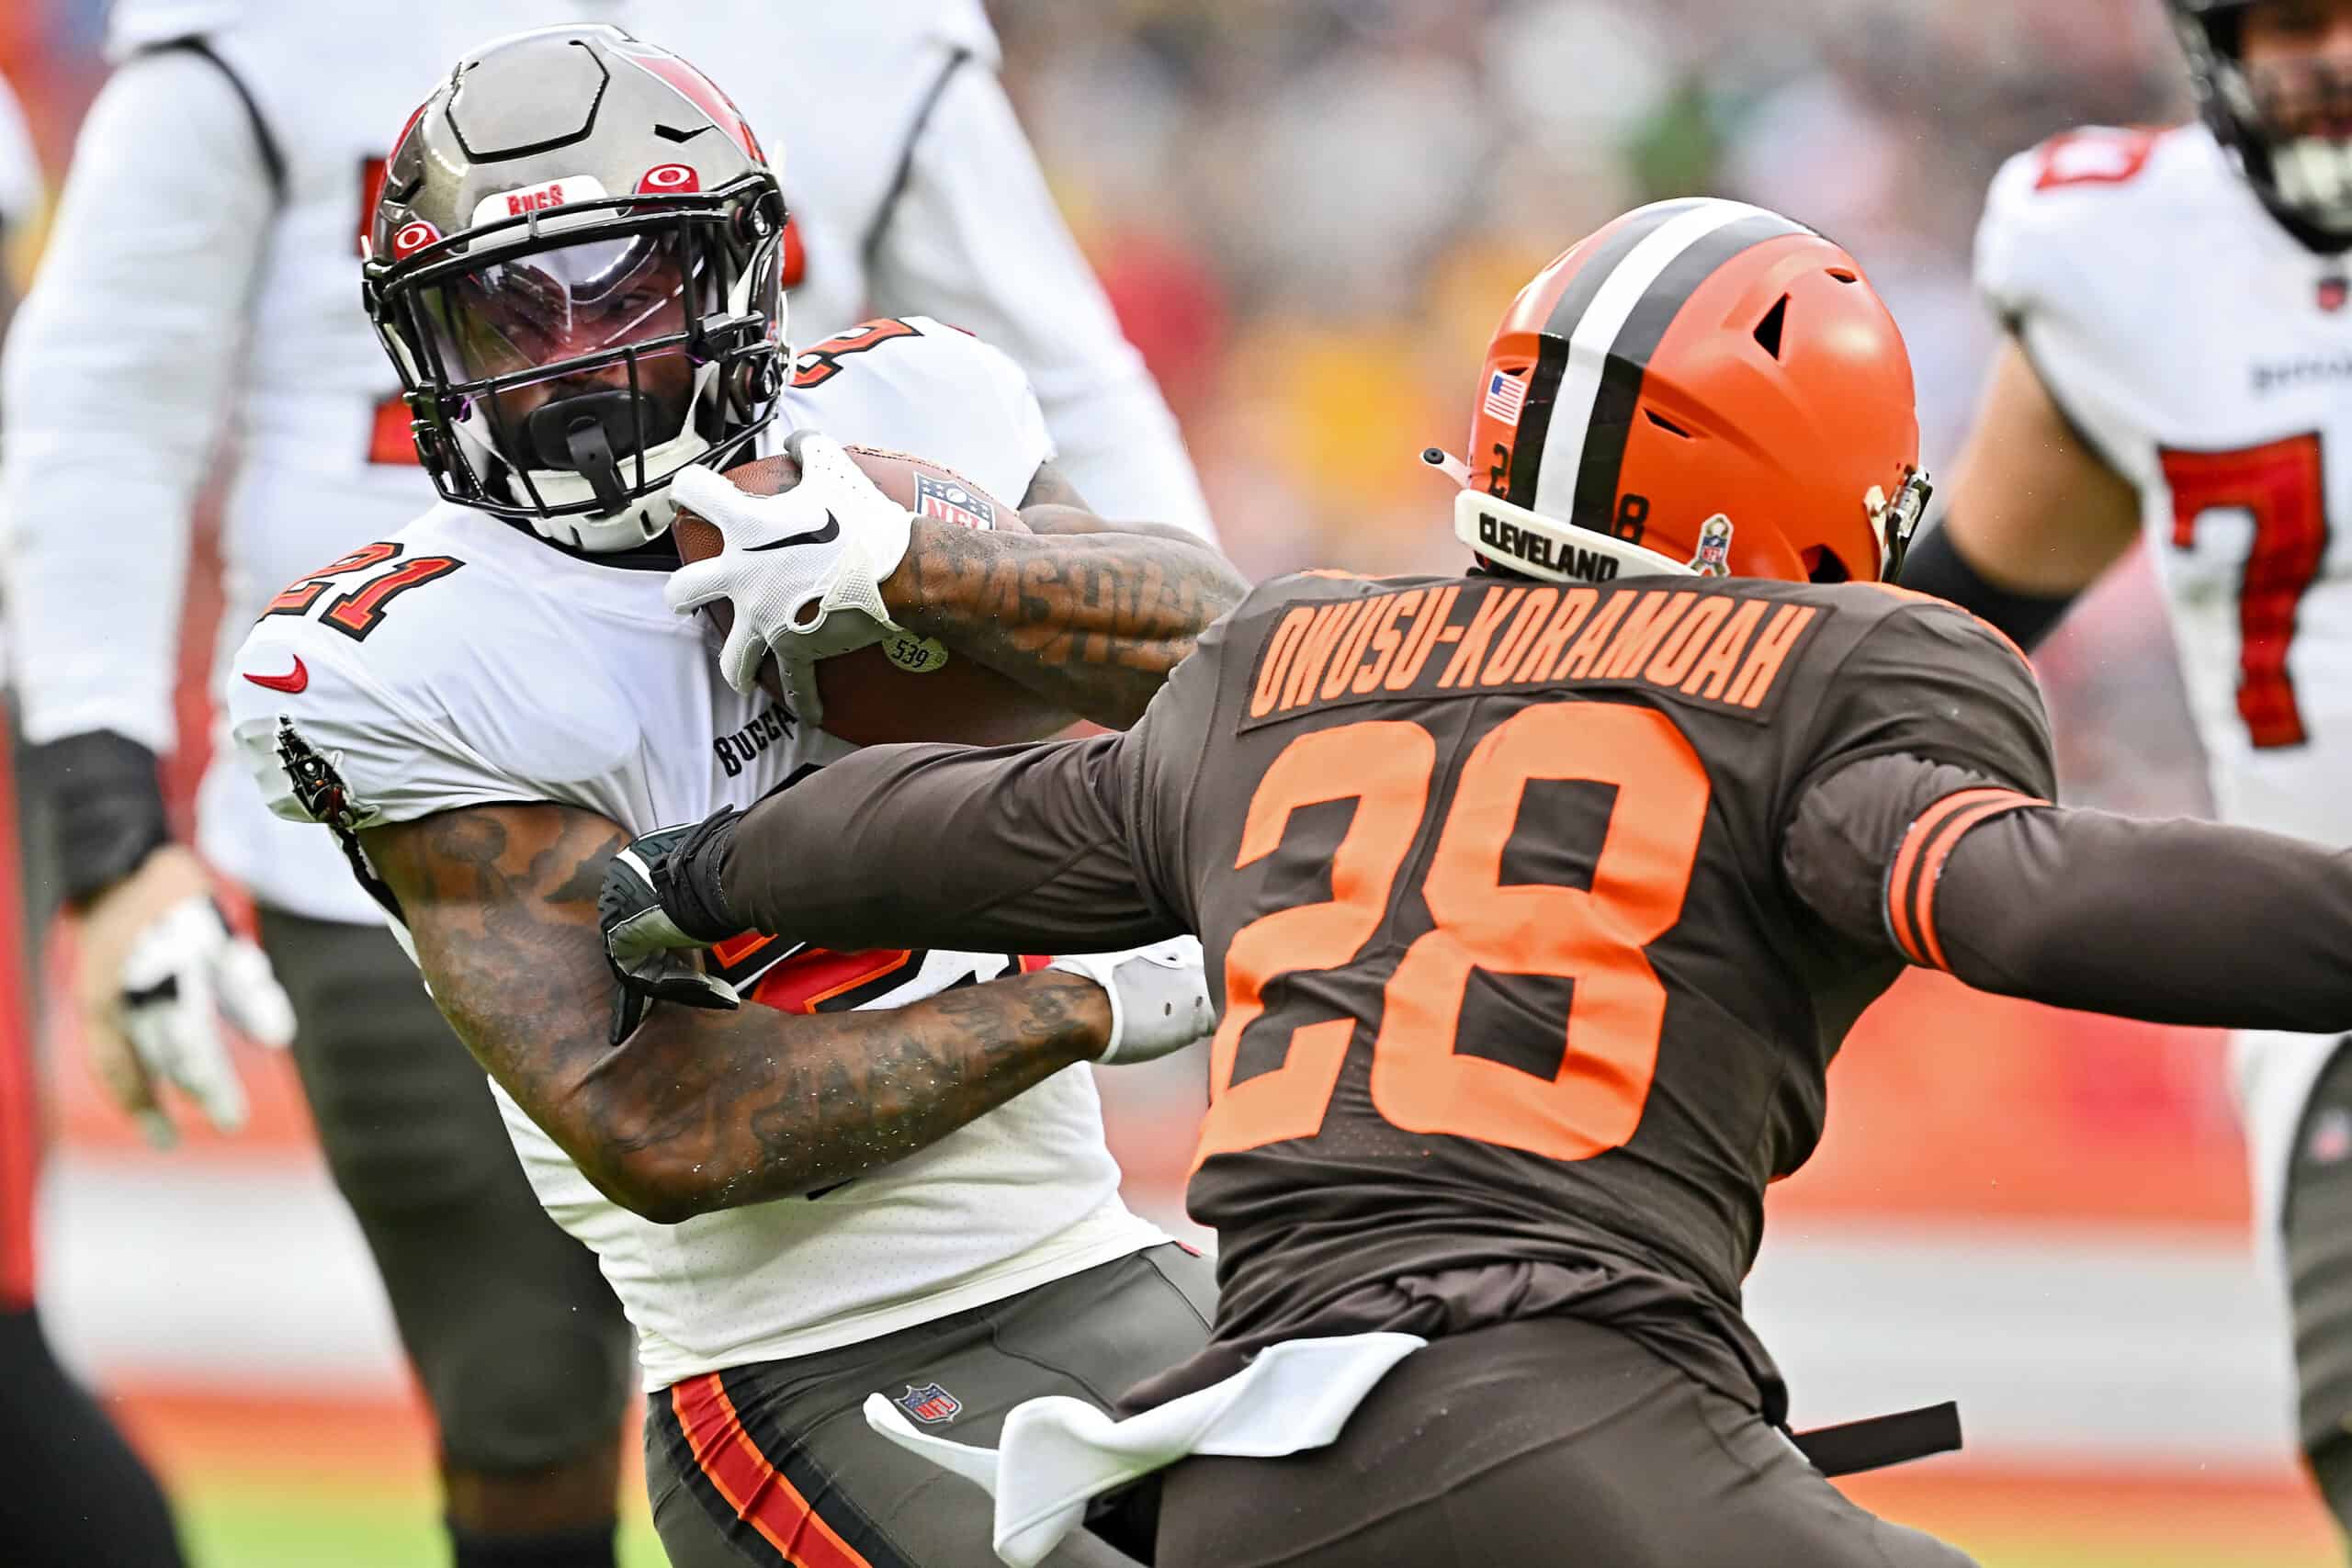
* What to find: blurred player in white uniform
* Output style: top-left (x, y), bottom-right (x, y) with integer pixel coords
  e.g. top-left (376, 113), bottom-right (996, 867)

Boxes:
top-left (225, 26), bottom-right (1234, 1566)
top-left (1904, 0), bottom-right (2352, 1537)
top-left (0, 66), bottom-right (192, 1568)
top-left (0, 3), bottom-right (1208, 1564)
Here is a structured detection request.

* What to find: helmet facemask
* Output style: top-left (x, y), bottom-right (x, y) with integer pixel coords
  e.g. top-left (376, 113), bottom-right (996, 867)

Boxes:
top-left (370, 180), bottom-right (788, 552)
top-left (2174, 0), bottom-right (2352, 245)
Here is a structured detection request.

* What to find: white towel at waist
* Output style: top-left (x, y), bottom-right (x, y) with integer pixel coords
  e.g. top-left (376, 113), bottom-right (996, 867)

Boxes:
top-left (862, 1331), bottom-right (1427, 1568)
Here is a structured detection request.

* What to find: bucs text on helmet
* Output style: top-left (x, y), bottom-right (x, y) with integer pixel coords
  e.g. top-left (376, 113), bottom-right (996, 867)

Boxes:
top-left (1430, 198), bottom-right (1928, 591)
top-left (2168, 0), bottom-right (2352, 245)
top-left (364, 25), bottom-right (789, 553)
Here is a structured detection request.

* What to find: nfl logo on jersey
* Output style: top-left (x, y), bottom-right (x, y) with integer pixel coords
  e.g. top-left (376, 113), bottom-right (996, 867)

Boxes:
top-left (914, 474), bottom-right (997, 531)
top-left (895, 1382), bottom-right (962, 1424)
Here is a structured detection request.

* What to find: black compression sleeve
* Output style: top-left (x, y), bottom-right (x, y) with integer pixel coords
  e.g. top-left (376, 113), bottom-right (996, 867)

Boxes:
top-left (21, 731), bottom-right (170, 908)
top-left (656, 807), bottom-right (745, 944)
top-left (1939, 807), bottom-right (2352, 1031)
top-left (1896, 524), bottom-right (2077, 652)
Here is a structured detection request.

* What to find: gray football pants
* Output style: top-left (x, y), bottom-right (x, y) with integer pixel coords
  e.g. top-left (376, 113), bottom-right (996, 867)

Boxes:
top-left (644, 1242), bottom-right (1216, 1567)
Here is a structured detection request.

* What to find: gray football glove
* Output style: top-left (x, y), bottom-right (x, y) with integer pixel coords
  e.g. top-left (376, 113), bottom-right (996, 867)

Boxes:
top-left (599, 822), bottom-right (741, 1043)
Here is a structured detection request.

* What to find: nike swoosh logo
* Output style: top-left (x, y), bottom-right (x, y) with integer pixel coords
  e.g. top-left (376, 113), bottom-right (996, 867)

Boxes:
top-left (243, 656), bottom-right (309, 694)
top-left (746, 512), bottom-right (841, 552)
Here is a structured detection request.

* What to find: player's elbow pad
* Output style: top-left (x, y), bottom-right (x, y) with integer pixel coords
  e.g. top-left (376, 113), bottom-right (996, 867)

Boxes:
top-left (1934, 806), bottom-right (2352, 1031)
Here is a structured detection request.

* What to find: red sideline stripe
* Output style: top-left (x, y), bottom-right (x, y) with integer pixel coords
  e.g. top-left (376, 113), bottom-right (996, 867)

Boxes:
top-left (1884, 789), bottom-right (2016, 965)
top-left (0, 731), bottom-right (38, 1309)
top-left (670, 1374), bottom-right (873, 1568)
top-left (1912, 795), bottom-right (2045, 973)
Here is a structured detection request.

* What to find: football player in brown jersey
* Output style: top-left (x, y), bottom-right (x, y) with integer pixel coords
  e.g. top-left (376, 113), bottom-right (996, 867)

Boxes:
top-left (601, 197), bottom-right (2352, 1568)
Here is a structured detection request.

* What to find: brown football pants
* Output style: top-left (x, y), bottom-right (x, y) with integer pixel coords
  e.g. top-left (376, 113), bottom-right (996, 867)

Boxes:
top-left (1157, 1314), bottom-right (1979, 1568)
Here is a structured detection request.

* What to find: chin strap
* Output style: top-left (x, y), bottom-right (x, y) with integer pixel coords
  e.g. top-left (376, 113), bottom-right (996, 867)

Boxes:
top-left (564, 418), bottom-right (630, 513)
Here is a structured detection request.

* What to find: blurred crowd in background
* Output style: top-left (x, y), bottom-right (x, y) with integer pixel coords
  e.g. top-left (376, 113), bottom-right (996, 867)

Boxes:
top-left (0, 0), bottom-right (2208, 808)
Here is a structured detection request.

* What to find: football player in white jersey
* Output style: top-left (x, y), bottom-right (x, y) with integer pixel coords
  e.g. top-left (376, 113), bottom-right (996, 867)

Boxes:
top-left (1902, 0), bottom-right (2352, 1537)
top-left (0, 3), bottom-right (1210, 1562)
top-left (0, 66), bottom-right (192, 1568)
top-left (226, 27), bottom-right (1238, 1568)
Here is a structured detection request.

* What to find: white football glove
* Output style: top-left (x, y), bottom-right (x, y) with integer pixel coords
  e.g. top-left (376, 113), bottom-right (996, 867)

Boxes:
top-left (1047, 938), bottom-right (1216, 1066)
top-left (666, 431), bottom-right (919, 695)
top-left (77, 847), bottom-right (296, 1147)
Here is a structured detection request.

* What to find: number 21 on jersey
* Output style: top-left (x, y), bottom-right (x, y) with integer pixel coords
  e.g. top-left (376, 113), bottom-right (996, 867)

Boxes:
top-left (263, 542), bottom-right (462, 641)
top-left (1193, 703), bottom-right (1711, 1171)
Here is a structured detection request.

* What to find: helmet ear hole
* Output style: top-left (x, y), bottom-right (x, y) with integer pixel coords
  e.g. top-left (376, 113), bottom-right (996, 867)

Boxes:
top-left (1804, 546), bottom-right (1851, 584)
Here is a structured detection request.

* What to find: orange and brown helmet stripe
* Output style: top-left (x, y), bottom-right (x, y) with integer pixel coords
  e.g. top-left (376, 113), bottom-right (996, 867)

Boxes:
top-left (1484, 199), bottom-right (1815, 521)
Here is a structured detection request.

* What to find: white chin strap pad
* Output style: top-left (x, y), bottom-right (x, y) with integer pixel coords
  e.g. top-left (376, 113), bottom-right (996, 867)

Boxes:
top-left (1453, 489), bottom-right (1695, 585)
top-left (521, 423), bottom-right (712, 552)
top-left (2273, 136), bottom-right (2352, 231)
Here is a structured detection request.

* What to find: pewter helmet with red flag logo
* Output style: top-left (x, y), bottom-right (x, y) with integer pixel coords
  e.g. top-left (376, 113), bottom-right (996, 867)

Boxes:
top-left (364, 24), bottom-right (789, 551)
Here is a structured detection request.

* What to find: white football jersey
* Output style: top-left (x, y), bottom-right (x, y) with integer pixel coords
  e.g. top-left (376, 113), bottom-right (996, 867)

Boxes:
top-left (1978, 122), bottom-right (2352, 1228)
top-left (222, 321), bottom-right (1163, 1387)
top-left (6, 0), bottom-right (1205, 926)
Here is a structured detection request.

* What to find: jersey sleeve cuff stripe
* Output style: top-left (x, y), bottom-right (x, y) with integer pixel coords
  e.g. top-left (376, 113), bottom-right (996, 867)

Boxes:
top-left (1910, 792), bottom-right (2049, 972)
top-left (1884, 788), bottom-right (2018, 964)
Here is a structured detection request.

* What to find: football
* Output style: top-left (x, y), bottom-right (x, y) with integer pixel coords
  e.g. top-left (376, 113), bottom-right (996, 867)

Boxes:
top-left (673, 446), bottom-right (1077, 747)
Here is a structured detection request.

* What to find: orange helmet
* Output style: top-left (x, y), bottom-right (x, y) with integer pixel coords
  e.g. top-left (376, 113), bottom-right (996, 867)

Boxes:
top-left (1431, 198), bottom-right (1929, 586)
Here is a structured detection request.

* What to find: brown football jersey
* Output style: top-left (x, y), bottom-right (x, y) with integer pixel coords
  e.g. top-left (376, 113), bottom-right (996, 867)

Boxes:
top-left (1120, 570), bottom-right (2051, 1418)
top-left (718, 568), bottom-right (2056, 1422)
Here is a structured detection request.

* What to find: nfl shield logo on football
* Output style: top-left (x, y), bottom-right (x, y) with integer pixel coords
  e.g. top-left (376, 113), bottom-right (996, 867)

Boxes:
top-left (914, 474), bottom-right (996, 531)
top-left (895, 1382), bottom-right (962, 1424)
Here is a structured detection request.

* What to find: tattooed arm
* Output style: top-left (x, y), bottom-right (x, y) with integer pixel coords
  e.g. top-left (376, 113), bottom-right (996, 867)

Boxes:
top-left (362, 800), bottom-right (1111, 1224)
top-left (877, 460), bottom-right (1245, 728)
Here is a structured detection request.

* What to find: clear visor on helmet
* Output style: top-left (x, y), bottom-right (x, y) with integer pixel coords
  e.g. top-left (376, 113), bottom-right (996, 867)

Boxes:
top-left (420, 227), bottom-right (714, 388)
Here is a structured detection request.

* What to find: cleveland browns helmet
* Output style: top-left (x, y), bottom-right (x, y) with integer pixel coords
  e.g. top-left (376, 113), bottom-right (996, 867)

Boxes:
top-left (364, 25), bottom-right (789, 552)
top-left (1428, 197), bottom-right (1928, 588)
top-left (2168, 0), bottom-right (2352, 244)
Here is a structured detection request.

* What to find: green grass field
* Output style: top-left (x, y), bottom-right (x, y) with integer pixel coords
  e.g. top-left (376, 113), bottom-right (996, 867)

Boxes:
top-left (178, 1478), bottom-right (668, 1568)
top-left (125, 1391), bottom-right (2340, 1568)
top-left (160, 1472), bottom-right (2336, 1568)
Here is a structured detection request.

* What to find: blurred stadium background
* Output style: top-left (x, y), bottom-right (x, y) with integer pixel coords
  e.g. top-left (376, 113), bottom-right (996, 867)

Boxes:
top-left (0, 0), bottom-right (2324, 1563)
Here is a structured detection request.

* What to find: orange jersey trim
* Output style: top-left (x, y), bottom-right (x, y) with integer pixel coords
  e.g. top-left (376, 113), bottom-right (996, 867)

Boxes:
top-left (1886, 787), bottom-right (2048, 970)
top-left (1856, 581), bottom-right (2034, 675)
top-left (669, 1375), bottom-right (874, 1568)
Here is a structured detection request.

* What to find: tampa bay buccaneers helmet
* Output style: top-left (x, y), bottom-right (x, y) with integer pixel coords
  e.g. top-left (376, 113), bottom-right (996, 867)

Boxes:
top-left (2168, 0), bottom-right (2352, 244)
top-left (1429, 197), bottom-right (1928, 588)
top-left (364, 26), bottom-right (789, 552)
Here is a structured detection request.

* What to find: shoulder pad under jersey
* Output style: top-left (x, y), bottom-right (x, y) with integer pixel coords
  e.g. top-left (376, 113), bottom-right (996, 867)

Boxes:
top-left (223, 513), bottom-right (644, 829)
top-left (781, 315), bottom-right (1052, 507)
